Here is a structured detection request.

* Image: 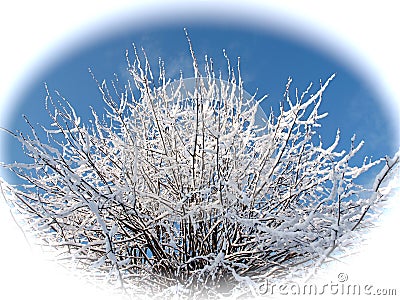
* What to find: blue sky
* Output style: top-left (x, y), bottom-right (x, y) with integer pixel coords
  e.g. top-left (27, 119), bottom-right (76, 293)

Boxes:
top-left (1, 23), bottom-right (398, 185)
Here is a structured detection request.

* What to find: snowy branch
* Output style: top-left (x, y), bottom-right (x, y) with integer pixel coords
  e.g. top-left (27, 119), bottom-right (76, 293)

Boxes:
top-left (1, 36), bottom-right (398, 299)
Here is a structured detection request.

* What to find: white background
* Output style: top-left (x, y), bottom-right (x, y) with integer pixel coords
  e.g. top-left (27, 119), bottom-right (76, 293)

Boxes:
top-left (0, 1), bottom-right (399, 299)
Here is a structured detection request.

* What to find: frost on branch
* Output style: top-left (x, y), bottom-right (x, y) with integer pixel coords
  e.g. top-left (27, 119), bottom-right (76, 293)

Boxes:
top-left (0, 37), bottom-right (399, 299)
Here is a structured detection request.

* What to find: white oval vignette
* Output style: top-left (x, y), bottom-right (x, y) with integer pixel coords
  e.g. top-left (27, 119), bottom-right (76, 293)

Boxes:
top-left (0, 1), bottom-right (399, 299)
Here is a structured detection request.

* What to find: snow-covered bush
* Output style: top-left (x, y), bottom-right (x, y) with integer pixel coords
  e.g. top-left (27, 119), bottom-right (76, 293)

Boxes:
top-left (1, 34), bottom-right (399, 299)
